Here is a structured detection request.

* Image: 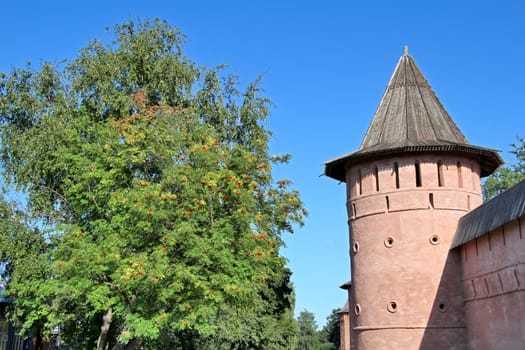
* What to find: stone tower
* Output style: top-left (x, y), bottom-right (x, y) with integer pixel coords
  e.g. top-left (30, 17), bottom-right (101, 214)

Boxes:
top-left (325, 48), bottom-right (502, 349)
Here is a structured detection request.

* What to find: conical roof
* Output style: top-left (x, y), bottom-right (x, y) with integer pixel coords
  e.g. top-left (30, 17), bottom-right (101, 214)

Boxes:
top-left (360, 47), bottom-right (467, 149)
top-left (325, 48), bottom-right (502, 182)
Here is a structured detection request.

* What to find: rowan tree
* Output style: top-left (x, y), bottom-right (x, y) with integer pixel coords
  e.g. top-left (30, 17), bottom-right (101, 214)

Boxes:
top-left (0, 18), bottom-right (304, 349)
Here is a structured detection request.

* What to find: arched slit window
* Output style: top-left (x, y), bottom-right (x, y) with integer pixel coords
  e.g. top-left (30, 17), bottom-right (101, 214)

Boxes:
top-left (457, 161), bottom-right (463, 188)
top-left (374, 166), bottom-right (380, 191)
top-left (415, 162), bottom-right (422, 187)
top-left (437, 161), bottom-right (445, 187)
top-left (358, 169), bottom-right (363, 195)
top-left (394, 162), bottom-right (400, 189)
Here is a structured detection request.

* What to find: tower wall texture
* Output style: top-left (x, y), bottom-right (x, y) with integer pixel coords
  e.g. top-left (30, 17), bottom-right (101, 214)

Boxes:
top-left (346, 153), bottom-right (481, 350)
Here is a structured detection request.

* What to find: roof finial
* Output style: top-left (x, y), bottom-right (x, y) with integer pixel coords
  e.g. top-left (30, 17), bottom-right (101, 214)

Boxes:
top-left (404, 45), bottom-right (409, 56)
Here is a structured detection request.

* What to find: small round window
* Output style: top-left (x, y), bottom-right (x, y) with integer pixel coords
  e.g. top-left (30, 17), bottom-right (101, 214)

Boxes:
top-left (430, 235), bottom-right (440, 245)
top-left (387, 301), bottom-right (398, 313)
top-left (438, 302), bottom-right (447, 312)
top-left (354, 304), bottom-right (362, 316)
top-left (384, 236), bottom-right (394, 248)
top-left (352, 241), bottom-right (360, 253)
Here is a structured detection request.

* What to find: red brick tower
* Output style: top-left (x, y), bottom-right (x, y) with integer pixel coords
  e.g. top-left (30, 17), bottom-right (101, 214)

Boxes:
top-left (325, 48), bottom-right (501, 349)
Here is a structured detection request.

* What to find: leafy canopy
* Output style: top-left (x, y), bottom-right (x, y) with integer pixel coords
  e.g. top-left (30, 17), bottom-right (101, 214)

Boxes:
top-left (294, 308), bottom-right (341, 350)
top-left (483, 136), bottom-right (525, 200)
top-left (296, 309), bottom-right (319, 350)
top-left (0, 18), bottom-right (305, 349)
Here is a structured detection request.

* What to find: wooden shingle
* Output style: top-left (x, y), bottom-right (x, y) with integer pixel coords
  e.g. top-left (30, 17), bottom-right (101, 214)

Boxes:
top-left (325, 48), bottom-right (502, 182)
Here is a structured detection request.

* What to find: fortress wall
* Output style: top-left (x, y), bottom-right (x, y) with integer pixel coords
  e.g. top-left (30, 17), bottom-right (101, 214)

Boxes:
top-left (461, 216), bottom-right (525, 350)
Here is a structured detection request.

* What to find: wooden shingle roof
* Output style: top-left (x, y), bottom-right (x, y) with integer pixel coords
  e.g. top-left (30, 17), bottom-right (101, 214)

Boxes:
top-left (361, 47), bottom-right (467, 149)
top-left (325, 48), bottom-right (502, 182)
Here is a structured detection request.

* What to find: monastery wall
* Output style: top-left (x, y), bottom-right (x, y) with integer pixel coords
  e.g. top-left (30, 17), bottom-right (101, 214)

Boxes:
top-left (460, 216), bottom-right (525, 350)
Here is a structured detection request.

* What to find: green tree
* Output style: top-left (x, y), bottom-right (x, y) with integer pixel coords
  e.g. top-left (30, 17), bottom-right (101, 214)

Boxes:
top-left (483, 136), bottom-right (525, 200)
top-left (317, 309), bottom-right (340, 350)
top-left (0, 18), bottom-right (304, 349)
top-left (296, 309), bottom-right (319, 350)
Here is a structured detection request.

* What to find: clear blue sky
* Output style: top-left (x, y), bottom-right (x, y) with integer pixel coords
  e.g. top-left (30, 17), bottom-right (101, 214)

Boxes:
top-left (1, 1), bottom-right (524, 327)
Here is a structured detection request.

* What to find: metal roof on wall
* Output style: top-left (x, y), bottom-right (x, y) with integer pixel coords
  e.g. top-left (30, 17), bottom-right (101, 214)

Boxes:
top-left (451, 180), bottom-right (525, 248)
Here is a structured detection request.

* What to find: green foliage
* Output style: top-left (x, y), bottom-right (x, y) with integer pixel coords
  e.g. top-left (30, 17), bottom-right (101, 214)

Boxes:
top-left (483, 136), bottom-right (525, 200)
top-left (296, 310), bottom-right (319, 350)
top-left (0, 18), bottom-right (305, 349)
top-left (295, 308), bottom-right (341, 350)
top-left (317, 309), bottom-right (340, 350)
top-left (0, 197), bottom-right (51, 335)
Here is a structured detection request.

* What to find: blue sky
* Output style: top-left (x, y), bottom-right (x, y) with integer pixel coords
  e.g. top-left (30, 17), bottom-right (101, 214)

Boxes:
top-left (1, 1), bottom-right (524, 327)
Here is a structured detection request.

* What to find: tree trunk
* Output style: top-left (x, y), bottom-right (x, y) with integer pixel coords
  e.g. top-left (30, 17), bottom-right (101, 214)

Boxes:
top-left (97, 307), bottom-right (113, 350)
top-left (124, 338), bottom-right (141, 350)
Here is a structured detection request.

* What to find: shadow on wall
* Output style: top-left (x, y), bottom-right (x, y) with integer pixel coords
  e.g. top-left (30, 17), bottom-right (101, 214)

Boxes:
top-left (419, 249), bottom-right (467, 350)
